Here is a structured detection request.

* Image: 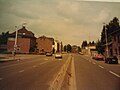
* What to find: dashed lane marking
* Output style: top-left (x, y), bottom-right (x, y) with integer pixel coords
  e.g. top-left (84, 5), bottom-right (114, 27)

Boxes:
top-left (33, 65), bottom-right (37, 68)
top-left (19, 70), bottom-right (24, 73)
top-left (89, 60), bottom-right (91, 62)
top-left (98, 65), bottom-right (104, 69)
top-left (92, 62), bottom-right (96, 64)
top-left (109, 71), bottom-right (120, 78)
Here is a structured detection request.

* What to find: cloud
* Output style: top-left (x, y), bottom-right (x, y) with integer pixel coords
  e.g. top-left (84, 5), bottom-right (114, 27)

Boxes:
top-left (94, 8), bottom-right (110, 23)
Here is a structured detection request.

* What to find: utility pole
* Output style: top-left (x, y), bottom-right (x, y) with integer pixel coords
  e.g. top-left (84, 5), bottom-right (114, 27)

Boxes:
top-left (13, 26), bottom-right (18, 59)
top-left (104, 25), bottom-right (109, 57)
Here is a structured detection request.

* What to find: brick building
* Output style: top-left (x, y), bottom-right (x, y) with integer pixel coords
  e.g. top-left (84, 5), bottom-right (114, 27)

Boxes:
top-left (107, 29), bottom-right (120, 59)
top-left (7, 26), bottom-right (36, 53)
top-left (36, 36), bottom-right (54, 54)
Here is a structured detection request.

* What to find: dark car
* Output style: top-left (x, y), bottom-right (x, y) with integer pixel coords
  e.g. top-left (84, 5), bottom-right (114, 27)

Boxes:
top-left (105, 56), bottom-right (118, 64)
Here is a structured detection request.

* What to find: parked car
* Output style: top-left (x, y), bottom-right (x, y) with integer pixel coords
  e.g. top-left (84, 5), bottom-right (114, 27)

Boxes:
top-left (55, 53), bottom-right (62, 58)
top-left (105, 56), bottom-right (118, 64)
top-left (46, 52), bottom-right (52, 56)
top-left (92, 54), bottom-right (104, 61)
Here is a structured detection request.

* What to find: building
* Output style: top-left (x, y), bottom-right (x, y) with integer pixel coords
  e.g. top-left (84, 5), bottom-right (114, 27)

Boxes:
top-left (36, 36), bottom-right (54, 54)
top-left (107, 29), bottom-right (120, 59)
top-left (71, 45), bottom-right (78, 53)
top-left (7, 26), bottom-right (36, 53)
top-left (82, 45), bottom-right (97, 56)
top-left (53, 40), bottom-right (63, 53)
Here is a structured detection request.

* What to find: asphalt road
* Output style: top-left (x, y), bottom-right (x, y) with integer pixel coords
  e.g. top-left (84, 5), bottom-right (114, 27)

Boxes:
top-left (74, 54), bottom-right (120, 90)
top-left (0, 54), bottom-right (70, 90)
top-left (0, 54), bottom-right (120, 90)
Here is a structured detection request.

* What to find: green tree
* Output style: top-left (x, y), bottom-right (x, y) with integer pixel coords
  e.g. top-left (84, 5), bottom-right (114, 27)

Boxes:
top-left (0, 31), bottom-right (9, 45)
top-left (96, 40), bottom-right (105, 55)
top-left (81, 40), bottom-right (88, 48)
top-left (64, 45), bottom-right (67, 52)
top-left (67, 44), bottom-right (72, 53)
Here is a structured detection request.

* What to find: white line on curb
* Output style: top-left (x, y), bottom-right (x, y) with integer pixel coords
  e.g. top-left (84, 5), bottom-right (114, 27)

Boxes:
top-left (109, 71), bottom-right (120, 78)
top-left (98, 65), bottom-right (104, 69)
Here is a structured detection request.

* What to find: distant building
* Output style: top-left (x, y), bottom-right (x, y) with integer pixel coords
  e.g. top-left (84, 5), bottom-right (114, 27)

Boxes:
top-left (82, 45), bottom-right (97, 56)
top-left (54, 40), bottom-right (63, 53)
top-left (71, 45), bottom-right (78, 53)
top-left (36, 35), bottom-right (54, 54)
top-left (7, 26), bottom-right (36, 53)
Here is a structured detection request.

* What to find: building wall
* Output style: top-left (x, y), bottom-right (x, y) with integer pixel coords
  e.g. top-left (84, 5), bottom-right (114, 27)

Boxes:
top-left (7, 38), bottom-right (30, 53)
top-left (36, 37), bottom-right (53, 53)
top-left (110, 34), bottom-right (120, 59)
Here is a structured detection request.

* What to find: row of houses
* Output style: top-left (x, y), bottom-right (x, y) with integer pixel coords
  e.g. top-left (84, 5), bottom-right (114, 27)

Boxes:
top-left (1, 26), bottom-right (63, 54)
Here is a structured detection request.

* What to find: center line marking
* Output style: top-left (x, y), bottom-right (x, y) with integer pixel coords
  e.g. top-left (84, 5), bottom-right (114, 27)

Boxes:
top-left (19, 70), bottom-right (24, 73)
top-left (98, 65), bottom-right (104, 69)
top-left (109, 71), bottom-right (120, 78)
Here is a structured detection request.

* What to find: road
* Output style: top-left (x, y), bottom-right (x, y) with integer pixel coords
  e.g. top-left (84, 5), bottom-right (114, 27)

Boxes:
top-left (0, 54), bottom-right (70, 90)
top-left (0, 54), bottom-right (120, 90)
top-left (74, 54), bottom-right (120, 90)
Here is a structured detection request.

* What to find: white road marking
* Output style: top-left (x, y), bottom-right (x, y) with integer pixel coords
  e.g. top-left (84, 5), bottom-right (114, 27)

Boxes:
top-left (92, 62), bottom-right (96, 64)
top-left (44, 58), bottom-right (48, 60)
top-left (19, 70), bottom-right (24, 73)
top-left (39, 60), bottom-right (50, 65)
top-left (109, 71), bottom-right (120, 78)
top-left (0, 78), bottom-right (3, 80)
top-left (89, 60), bottom-right (91, 62)
top-left (98, 65), bottom-right (104, 69)
top-left (33, 65), bottom-right (37, 68)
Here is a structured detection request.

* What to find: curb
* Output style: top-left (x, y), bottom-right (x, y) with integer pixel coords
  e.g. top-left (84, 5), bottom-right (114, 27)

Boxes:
top-left (49, 55), bottom-right (71, 90)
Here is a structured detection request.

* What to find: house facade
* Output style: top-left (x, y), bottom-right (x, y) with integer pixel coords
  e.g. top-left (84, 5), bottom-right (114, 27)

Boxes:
top-left (7, 26), bottom-right (36, 53)
top-left (36, 36), bottom-right (54, 54)
top-left (53, 40), bottom-right (63, 53)
top-left (82, 45), bottom-right (97, 56)
top-left (107, 30), bottom-right (120, 59)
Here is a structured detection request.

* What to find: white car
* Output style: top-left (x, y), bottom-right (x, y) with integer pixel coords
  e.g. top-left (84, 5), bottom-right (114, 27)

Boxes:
top-left (55, 53), bottom-right (62, 58)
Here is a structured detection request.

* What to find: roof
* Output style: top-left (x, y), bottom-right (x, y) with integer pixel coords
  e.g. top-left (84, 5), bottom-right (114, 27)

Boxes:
top-left (9, 26), bottom-right (35, 38)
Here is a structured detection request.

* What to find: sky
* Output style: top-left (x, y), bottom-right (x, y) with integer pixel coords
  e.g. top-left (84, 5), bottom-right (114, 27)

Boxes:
top-left (0, 0), bottom-right (120, 46)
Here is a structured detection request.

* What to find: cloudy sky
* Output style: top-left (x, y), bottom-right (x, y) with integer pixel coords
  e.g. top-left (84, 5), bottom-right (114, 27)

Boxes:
top-left (0, 0), bottom-right (120, 45)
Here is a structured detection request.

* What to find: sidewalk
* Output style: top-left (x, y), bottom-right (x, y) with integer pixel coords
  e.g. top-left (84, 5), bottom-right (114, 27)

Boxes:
top-left (0, 54), bottom-right (18, 62)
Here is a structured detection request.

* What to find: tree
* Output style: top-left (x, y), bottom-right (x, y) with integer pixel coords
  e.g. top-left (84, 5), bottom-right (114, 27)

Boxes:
top-left (67, 44), bottom-right (72, 52)
top-left (81, 40), bottom-right (88, 48)
top-left (64, 45), bottom-right (67, 52)
top-left (96, 40), bottom-right (105, 55)
top-left (0, 31), bottom-right (9, 45)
